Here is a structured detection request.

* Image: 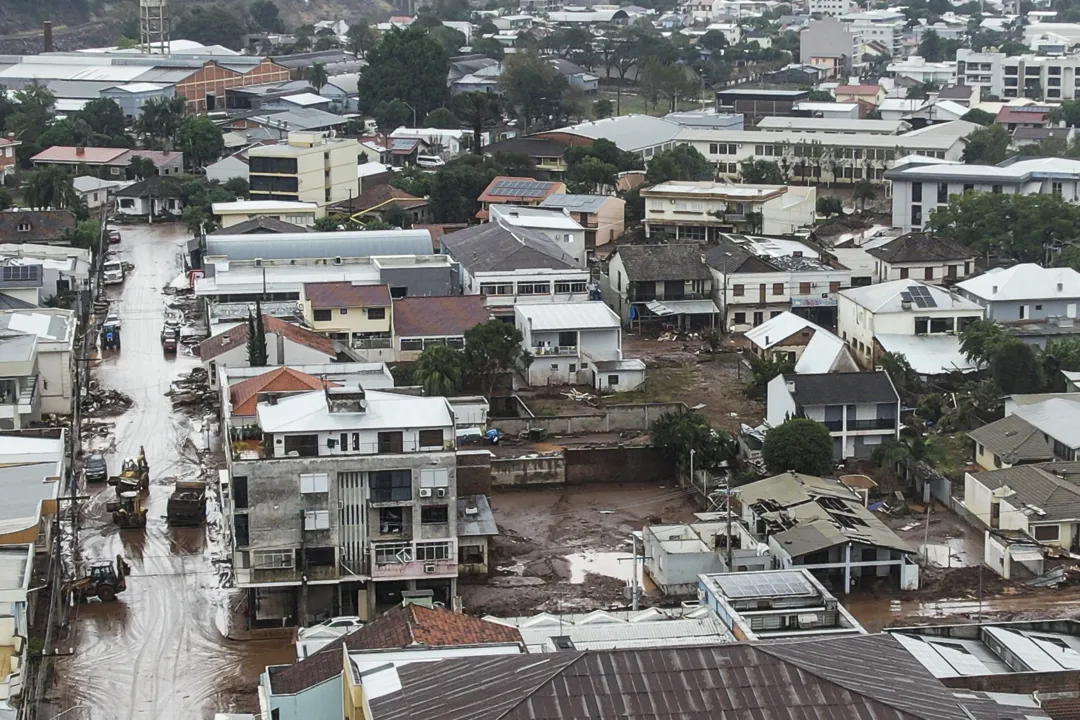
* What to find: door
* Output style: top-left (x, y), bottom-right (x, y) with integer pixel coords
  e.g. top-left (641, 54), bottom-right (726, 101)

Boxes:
top-left (753, 311), bottom-right (764, 326)
top-left (1069, 304), bottom-right (1077, 319)
top-left (758, 284), bottom-right (766, 303)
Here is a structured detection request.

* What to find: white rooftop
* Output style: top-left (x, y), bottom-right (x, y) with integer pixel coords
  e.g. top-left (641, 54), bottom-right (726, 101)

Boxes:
top-left (256, 389), bottom-right (453, 435)
top-left (515, 302), bottom-right (620, 331)
top-left (281, 93), bottom-right (329, 107)
top-left (645, 182), bottom-right (788, 199)
top-left (1013, 397), bottom-right (1080, 448)
top-left (957, 264), bottom-right (1080, 302)
top-left (875, 334), bottom-right (978, 375)
top-left (745, 312), bottom-right (850, 374)
top-left (840, 279), bottom-right (983, 314)
top-left (490, 205), bottom-right (583, 231)
top-left (212, 200), bottom-right (319, 213)
top-left (106, 82), bottom-right (168, 93)
top-left (550, 114), bottom-right (683, 152)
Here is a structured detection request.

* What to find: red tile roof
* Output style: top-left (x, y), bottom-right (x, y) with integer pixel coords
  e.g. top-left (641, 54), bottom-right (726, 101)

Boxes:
top-left (392, 295), bottom-right (490, 338)
top-left (268, 603), bottom-right (523, 695)
top-left (195, 315), bottom-right (335, 360)
top-left (228, 367), bottom-right (337, 417)
top-left (996, 105), bottom-right (1051, 124)
top-left (834, 84), bottom-right (881, 95)
top-left (303, 282), bottom-right (391, 309)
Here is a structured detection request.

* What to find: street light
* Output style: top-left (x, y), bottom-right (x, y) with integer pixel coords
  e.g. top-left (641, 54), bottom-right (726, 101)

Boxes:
top-left (401, 101), bottom-right (417, 128)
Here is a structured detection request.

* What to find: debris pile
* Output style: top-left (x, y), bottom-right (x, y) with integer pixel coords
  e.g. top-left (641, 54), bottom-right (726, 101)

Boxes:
top-left (81, 382), bottom-right (133, 417)
top-left (166, 367), bottom-right (216, 413)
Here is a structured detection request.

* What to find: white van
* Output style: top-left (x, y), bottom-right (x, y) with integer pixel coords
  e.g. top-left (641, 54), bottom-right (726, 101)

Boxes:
top-left (103, 260), bottom-right (125, 285)
top-left (416, 155), bottom-right (446, 169)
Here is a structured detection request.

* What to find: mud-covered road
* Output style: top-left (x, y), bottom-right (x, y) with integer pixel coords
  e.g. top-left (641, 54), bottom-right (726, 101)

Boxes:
top-left (52, 224), bottom-right (292, 720)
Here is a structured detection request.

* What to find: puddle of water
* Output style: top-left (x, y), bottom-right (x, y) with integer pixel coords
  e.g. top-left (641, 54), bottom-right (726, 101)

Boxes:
top-left (563, 551), bottom-right (640, 585)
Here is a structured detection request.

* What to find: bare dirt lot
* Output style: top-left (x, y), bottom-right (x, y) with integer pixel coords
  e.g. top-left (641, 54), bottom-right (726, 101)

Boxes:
top-left (459, 483), bottom-right (700, 616)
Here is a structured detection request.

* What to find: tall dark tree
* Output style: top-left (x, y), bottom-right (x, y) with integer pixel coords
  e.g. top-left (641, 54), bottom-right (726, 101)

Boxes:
top-left (247, 302), bottom-right (269, 367)
top-left (645, 145), bottom-right (713, 184)
top-left (499, 50), bottom-right (567, 131)
top-left (174, 7), bottom-right (248, 50)
top-left (249, 0), bottom-right (285, 33)
top-left (357, 26), bottom-right (450, 117)
top-left (451, 92), bottom-right (502, 154)
top-left (761, 417), bottom-right (834, 476)
top-left (462, 320), bottom-right (532, 397)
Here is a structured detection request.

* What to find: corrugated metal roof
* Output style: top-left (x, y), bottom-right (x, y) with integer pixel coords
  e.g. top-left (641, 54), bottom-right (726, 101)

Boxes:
top-left (204, 231), bottom-right (434, 261)
top-left (516, 302), bottom-right (618, 331)
top-left (457, 495), bottom-right (497, 536)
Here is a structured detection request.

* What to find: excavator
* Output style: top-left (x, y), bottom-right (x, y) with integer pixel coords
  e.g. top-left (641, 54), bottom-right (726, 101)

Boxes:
top-left (64, 555), bottom-right (131, 603)
top-left (108, 447), bottom-right (149, 496)
top-left (106, 491), bottom-right (148, 529)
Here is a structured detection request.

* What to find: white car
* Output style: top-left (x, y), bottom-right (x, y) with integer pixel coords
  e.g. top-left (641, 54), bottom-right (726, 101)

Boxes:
top-left (298, 616), bottom-right (363, 636)
top-left (104, 312), bottom-right (121, 328)
top-left (296, 616), bottom-right (364, 658)
top-left (416, 155), bottom-right (446, 169)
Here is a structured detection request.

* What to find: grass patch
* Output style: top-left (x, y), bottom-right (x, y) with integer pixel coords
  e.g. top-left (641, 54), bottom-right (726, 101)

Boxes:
top-left (605, 364), bottom-right (694, 405)
top-left (925, 432), bottom-right (971, 479)
top-left (594, 91), bottom-right (708, 118)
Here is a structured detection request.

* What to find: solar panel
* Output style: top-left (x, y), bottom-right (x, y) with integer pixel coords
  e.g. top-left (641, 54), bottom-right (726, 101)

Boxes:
top-left (906, 284), bottom-right (937, 309)
top-left (491, 178), bottom-right (552, 198)
top-left (713, 571), bottom-right (814, 599)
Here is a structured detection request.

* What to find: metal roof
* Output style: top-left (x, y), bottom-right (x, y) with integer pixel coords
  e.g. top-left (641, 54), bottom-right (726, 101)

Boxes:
top-left (544, 114), bottom-right (682, 152)
top-left (711, 569), bottom-right (815, 599)
top-left (457, 495), bottom-right (498, 536)
top-left (538, 194), bottom-right (611, 213)
top-left (515, 302), bottom-right (619, 331)
top-left (204, 231), bottom-right (434, 261)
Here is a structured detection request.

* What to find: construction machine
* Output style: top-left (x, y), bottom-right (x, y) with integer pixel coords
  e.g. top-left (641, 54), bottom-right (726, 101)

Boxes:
top-left (108, 446), bottom-right (149, 495)
top-left (64, 555), bottom-right (131, 603)
top-left (106, 491), bottom-right (148, 529)
top-left (167, 480), bottom-right (206, 526)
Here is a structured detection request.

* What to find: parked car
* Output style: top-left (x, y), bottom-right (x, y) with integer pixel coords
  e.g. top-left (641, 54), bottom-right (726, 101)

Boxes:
top-left (106, 226), bottom-right (121, 244)
top-left (84, 453), bottom-right (108, 483)
top-left (416, 155), bottom-right (446, 169)
top-left (298, 616), bottom-right (363, 637)
top-left (103, 261), bottom-right (125, 285)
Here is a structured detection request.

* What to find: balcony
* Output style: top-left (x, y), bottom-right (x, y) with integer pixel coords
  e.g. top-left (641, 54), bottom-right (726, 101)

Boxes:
top-left (242, 563), bottom-right (342, 585)
top-left (370, 540), bottom-right (456, 579)
top-left (350, 336), bottom-right (392, 350)
top-left (823, 419), bottom-right (896, 432)
top-left (532, 344), bottom-right (577, 356)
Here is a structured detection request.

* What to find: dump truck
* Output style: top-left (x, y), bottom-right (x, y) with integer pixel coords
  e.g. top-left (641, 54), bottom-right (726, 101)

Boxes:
top-left (167, 480), bottom-right (207, 526)
top-left (64, 555), bottom-right (130, 603)
top-left (106, 491), bottom-right (148, 529)
top-left (108, 446), bottom-right (149, 495)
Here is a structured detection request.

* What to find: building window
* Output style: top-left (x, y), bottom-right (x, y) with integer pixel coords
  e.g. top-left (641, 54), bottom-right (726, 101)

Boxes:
top-left (1033, 524), bottom-right (1061, 542)
top-left (416, 541), bottom-right (451, 561)
top-left (375, 541), bottom-right (412, 564)
top-left (733, 312), bottom-right (746, 324)
top-left (910, 205), bottom-right (922, 227)
top-left (377, 431), bottom-right (404, 453)
top-left (16, 223), bottom-right (30, 232)
top-left (368, 307), bottom-right (386, 320)
top-left (732, 284), bottom-right (745, 297)
top-left (900, 268), bottom-right (909, 279)
top-left (299, 472), bottom-right (329, 493)
top-left (313, 309), bottom-right (331, 322)
top-left (608, 374), bottom-right (619, 386)
top-left (992, 185), bottom-right (1002, 194)
top-left (418, 429), bottom-right (444, 448)
top-left (421, 505), bottom-right (449, 524)
top-left (937, 183), bottom-right (948, 203)
top-left (799, 282), bottom-right (811, 294)
top-left (1054, 181), bottom-right (1063, 196)
top-left (924, 267), bottom-right (934, 280)
top-left (911, 182), bottom-right (922, 202)
top-left (772, 282), bottom-right (784, 295)
top-left (370, 469), bottom-right (412, 502)
top-left (339, 308), bottom-right (348, 315)
top-left (517, 282), bottom-right (551, 295)
top-left (829, 281), bottom-right (840, 293)
top-left (303, 509), bottom-right (330, 530)
top-left (252, 550), bottom-right (293, 569)
top-left (459, 545), bottom-right (485, 564)
top-left (480, 283), bottom-right (513, 296)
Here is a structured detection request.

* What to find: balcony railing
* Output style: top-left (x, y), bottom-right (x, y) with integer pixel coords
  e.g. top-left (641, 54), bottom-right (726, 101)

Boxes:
top-left (370, 540), bottom-right (456, 579)
top-left (532, 345), bottom-right (577, 356)
top-left (350, 336), bottom-right (392, 350)
top-left (823, 419), bottom-right (897, 432)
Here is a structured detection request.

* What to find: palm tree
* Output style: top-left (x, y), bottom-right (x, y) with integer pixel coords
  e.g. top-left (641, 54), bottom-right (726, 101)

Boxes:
top-left (23, 166), bottom-right (75, 210)
top-left (852, 179), bottom-right (878, 212)
top-left (308, 62), bottom-right (329, 92)
top-left (137, 96), bottom-right (186, 150)
top-left (451, 92), bottom-right (502, 155)
top-left (413, 344), bottom-right (462, 397)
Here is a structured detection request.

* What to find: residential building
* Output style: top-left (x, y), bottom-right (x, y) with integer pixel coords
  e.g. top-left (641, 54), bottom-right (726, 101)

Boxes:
top-left (489, 205), bottom-right (586, 266)
top-left (956, 49), bottom-right (1080, 101)
top-left (456, 495), bottom-right (498, 575)
top-left (245, 109), bottom-right (349, 139)
top-left (766, 372), bottom-right (901, 460)
top-left (1005, 396), bottom-right (1080, 465)
top-left (837, 279), bottom-right (984, 368)
top-left (0, 335), bottom-right (40, 429)
top-left (195, 315), bottom-right (337, 385)
top-left (764, 64), bottom-right (827, 85)
top-left (997, 104), bottom-right (1053, 132)
top-left (0, 309), bottom-right (75, 416)
top-left (390, 127), bottom-right (471, 158)
top-left (839, 9), bottom-right (907, 58)
top-left (968, 414), bottom-right (1054, 472)
top-left (30, 146), bottom-right (183, 177)
top-left (886, 156), bottom-right (1080, 233)
top-left (328, 186), bottom-right (430, 227)
top-left (0, 138), bottom-right (20, 180)
top-left (72, 176), bottom-right (123, 210)
top-left (641, 182), bottom-right (816, 238)
top-left (225, 385), bottom-right (460, 623)
top-left (704, 233), bottom-right (850, 332)
top-left (213, 200), bottom-right (320, 228)
top-left (534, 114), bottom-right (685, 158)
top-left (937, 84), bottom-right (977, 107)
top-left (439, 223), bottom-right (591, 318)
top-left (887, 56), bottom-right (958, 86)
top-left (955, 264), bottom-right (1080, 322)
top-left (480, 137), bottom-right (572, 178)
top-left (300, 282), bottom-right (392, 353)
top-left (714, 89), bottom-right (810, 120)
top-left (0, 211), bottom-right (76, 245)
top-left (866, 232), bottom-right (976, 285)
top-left (0, 430), bottom-right (64, 555)
top-left (756, 117), bottom-right (908, 134)
top-left (677, 121), bottom-right (978, 186)
top-left (800, 18), bottom-right (858, 78)
top-left (261, 601), bottom-right (524, 720)
top-left (963, 461), bottom-right (1080, 547)
top-left (114, 175), bottom-right (186, 218)
top-left (475, 177), bottom-right (566, 219)
top-left (0, 244), bottom-right (90, 306)
top-left (0, 544), bottom-right (33, 714)
top-left (833, 84), bottom-right (886, 106)
top-left (643, 520), bottom-right (769, 595)
top-left (745, 312), bottom-right (858, 373)
top-left (391, 295), bottom-right (490, 362)
top-left (207, 218), bottom-right (308, 236)
top-left (0, 267), bottom-right (42, 310)
top-left (247, 132), bottom-right (361, 207)
top-left (605, 244), bottom-right (720, 328)
top-left (807, 0), bottom-right (853, 17)
top-left (346, 634), bottom-right (1032, 720)
top-left (537, 194), bottom-right (626, 249)
top-left (697, 569), bottom-right (866, 639)
top-left (514, 302), bottom-right (645, 391)
top-left (219, 363), bottom-right (395, 418)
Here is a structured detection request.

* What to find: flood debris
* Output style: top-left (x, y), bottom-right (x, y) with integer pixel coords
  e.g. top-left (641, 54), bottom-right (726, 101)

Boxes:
top-left (166, 367), bottom-right (217, 413)
top-left (81, 381), bottom-right (133, 417)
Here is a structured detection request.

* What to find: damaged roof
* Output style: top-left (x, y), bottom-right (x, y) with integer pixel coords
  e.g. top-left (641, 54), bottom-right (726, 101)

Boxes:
top-left (967, 414), bottom-right (1054, 465)
top-left (866, 232), bottom-right (974, 264)
top-left (614, 244), bottom-right (713, 281)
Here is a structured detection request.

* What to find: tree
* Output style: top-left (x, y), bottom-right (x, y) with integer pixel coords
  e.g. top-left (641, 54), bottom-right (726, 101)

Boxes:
top-left (962, 124), bottom-right (1010, 164)
top-left (1040, 339), bottom-right (1080, 389)
top-left (593, 98), bottom-right (614, 119)
top-left (740, 159), bottom-right (784, 184)
top-left (246, 306), bottom-right (269, 367)
top-left (959, 319), bottom-right (1009, 366)
top-left (906, 81), bottom-right (941, 100)
top-left (137, 96), bottom-right (186, 150)
top-left (645, 145), bottom-right (713, 184)
top-left (391, 165), bottom-right (433, 197)
top-left (817, 196), bottom-right (843, 217)
top-left (6, 84), bottom-right (57, 166)
top-left (746, 352), bottom-right (795, 399)
top-left (177, 115), bottom-right (224, 169)
top-left (0, 189), bottom-right (11, 212)
top-left (961, 108), bottom-right (996, 126)
top-left (451, 92), bottom-right (502, 155)
top-left (374, 99), bottom-right (413, 131)
top-left (77, 98), bottom-right (129, 145)
top-left (565, 155), bottom-right (617, 193)
top-left (428, 26), bottom-right (467, 55)
top-left (499, 50), bottom-right (567, 131)
top-left (308, 62), bottom-right (329, 92)
top-left (182, 205), bottom-right (209, 236)
top-left (807, 89), bottom-right (834, 102)
top-left (250, 0), bottom-right (284, 32)
top-left (358, 26), bottom-right (450, 117)
top-left (174, 7), bottom-right (248, 50)
top-left (918, 29), bottom-right (943, 61)
top-left (650, 411), bottom-right (736, 474)
top-left (879, 351), bottom-right (920, 403)
top-left (128, 155), bottom-right (157, 180)
top-left (347, 24), bottom-right (381, 59)
top-left (424, 107), bottom-right (459, 129)
top-left (992, 338), bottom-right (1045, 394)
top-left (224, 177), bottom-right (249, 199)
top-left (462, 320), bottom-right (531, 397)
top-left (638, 61), bottom-right (691, 113)
top-left (472, 37), bottom-right (505, 60)
top-left (414, 344), bottom-right (463, 396)
top-left (58, 219), bottom-right (103, 250)
top-left (852, 179), bottom-right (878, 211)
top-left (761, 417), bottom-right (834, 476)
top-left (382, 204), bottom-right (412, 229)
top-left (23, 166), bottom-right (75, 209)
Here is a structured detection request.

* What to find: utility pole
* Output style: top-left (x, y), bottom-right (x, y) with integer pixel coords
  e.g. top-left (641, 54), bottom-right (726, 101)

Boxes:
top-left (299, 511), bottom-right (309, 626)
top-left (725, 476), bottom-right (733, 571)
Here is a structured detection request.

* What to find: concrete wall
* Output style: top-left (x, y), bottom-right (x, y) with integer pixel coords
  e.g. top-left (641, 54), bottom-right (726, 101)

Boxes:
top-left (490, 446), bottom-right (672, 488)
top-left (488, 402), bottom-right (685, 435)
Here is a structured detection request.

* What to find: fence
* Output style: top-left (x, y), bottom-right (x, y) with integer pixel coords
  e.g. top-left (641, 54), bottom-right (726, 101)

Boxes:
top-left (490, 447), bottom-right (672, 488)
top-left (488, 402), bottom-right (686, 436)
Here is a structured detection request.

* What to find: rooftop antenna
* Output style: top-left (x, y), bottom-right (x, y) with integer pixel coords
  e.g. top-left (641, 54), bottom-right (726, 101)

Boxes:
top-left (140, 0), bottom-right (171, 55)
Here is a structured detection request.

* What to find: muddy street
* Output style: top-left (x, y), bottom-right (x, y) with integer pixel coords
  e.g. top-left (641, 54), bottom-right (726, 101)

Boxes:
top-left (51, 225), bottom-right (292, 720)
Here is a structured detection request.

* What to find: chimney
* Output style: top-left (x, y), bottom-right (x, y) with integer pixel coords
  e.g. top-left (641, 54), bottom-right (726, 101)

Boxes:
top-left (43, 21), bottom-right (53, 53)
top-left (75, 146), bottom-right (85, 156)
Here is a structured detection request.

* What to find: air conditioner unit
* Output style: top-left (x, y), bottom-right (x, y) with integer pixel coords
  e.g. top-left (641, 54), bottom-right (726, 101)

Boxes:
top-left (254, 258), bottom-right (263, 267)
top-left (419, 488), bottom-right (433, 498)
top-left (435, 488), bottom-right (447, 498)
top-left (424, 563), bottom-right (437, 573)
top-left (334, 256), bottom-right (343, 265)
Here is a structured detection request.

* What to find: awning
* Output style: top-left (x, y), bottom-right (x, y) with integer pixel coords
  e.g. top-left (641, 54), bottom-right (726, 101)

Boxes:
top-left (645, 299), bottom-right (720, 316)
top-left (1009, 548), bottom-right (1045, 563)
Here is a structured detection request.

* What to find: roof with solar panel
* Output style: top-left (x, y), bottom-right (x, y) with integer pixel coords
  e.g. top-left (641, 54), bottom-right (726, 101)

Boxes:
top-left (479, 176), bottom-right (563, 204)
top-left (840, 278), bottom-right (982, 313)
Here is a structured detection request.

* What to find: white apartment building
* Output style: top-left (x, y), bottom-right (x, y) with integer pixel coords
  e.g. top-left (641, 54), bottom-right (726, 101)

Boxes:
top-left (488, 204), bottom-right (587, 267)
top-left (885, 157), bottom-right (1080, 233)
top-left (641, 182), bottom-right (816, 238)
top-left (248, 132), bottom-right (361, 207)
top-left (756, 117), bottom-right (909, 135)
top-left (839, 9), bottom-right (907, 57)
top-left (887, 56), bottom-right (958, 86)
top-left (675, 121), bottom-right (977, 185)
top-left (226, 385), bottom-right (459, 626)
top-left (808, 0), bottom-right (853, 17)
top-left (957, 49), bottom-right (1080, 101)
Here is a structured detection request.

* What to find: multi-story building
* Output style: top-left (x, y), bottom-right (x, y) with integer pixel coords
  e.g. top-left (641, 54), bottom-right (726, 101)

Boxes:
top-left (885, 156), bottom-right (1080, 233)
top-left (955, 263), bottom-right (1080, 322)
top-left (886, 56), bottom-right (958, 86)
top-left (225, 384), bottom-right (459, 625)
top-left (489, 205), bottom-right (587, 267)
top-left (247, 132), bottom-right (361, 207)
top-left (799, 17), bottom-right (858, 78)
top-left (839, 9), bottom-right (907, 58)
top-left (714, 89), bottom-right (809, 121)
top-left (675, 120), bottom-right (977, 186)
top-left (866, 232), bottom-right (976, 286)
top-left (537, 194), bottom-right (626, 250)
top-left (807, 0), bottom-right (853, 18)
top-left (640, 182), bottom-right (816, 238)
top-left (300, 282), bottom-right (393, 351)
top-left (957, 49), bottom-right (1080, 101)
top-left (605, 244), bottom-right (720, 328)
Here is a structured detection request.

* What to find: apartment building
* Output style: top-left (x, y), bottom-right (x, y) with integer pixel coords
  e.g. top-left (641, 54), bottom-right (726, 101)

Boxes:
top-left (675, 121), bottom-right (976, 186)
top-left (839, 9), bottom-right (906, 58)
top-left (704, 233), bottom-right (851, 332)
top-left (248, 132), bottom-right (361, 207)
top-left (300, 282), bottom-right (392, 351)
top-left (641, 182), bottom-right (816, 238)
top-left (807, 0), bottom-right (853, 17)
top-left (957, 49), bottom-right (1080, 101)
top-left (799, 17), bottom-right (858, 78)
top-left (226, 384), bottom-right (459, 625)
top-left (537, 194), bottom-right (626, 250)
top-left (489, 205), bottom-right (587, 267)
top-left (885, 157), bottom-right (1080, 233)
top-left (886, 56), bottom-right (958, 86)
